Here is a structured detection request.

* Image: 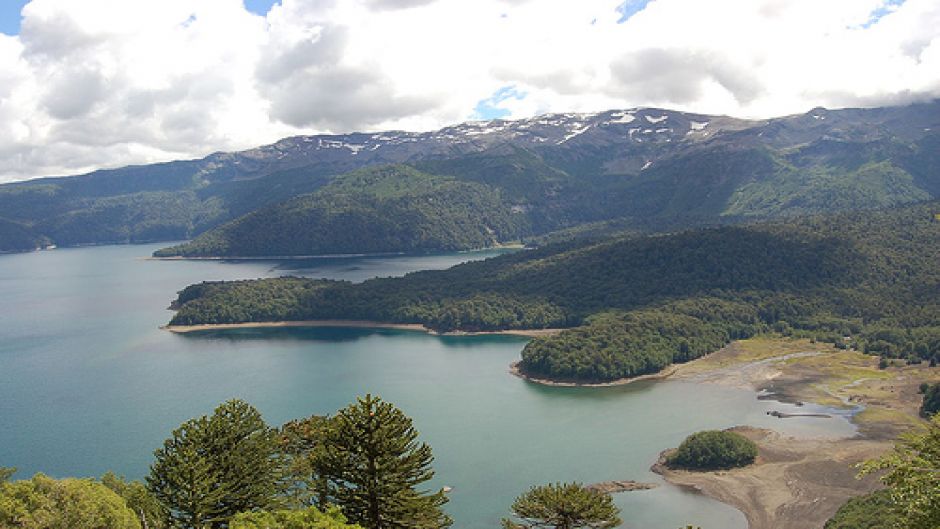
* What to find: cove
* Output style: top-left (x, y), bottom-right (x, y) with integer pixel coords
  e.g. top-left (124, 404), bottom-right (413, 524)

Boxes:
top-left (0, 243), bottom-right (855, 528)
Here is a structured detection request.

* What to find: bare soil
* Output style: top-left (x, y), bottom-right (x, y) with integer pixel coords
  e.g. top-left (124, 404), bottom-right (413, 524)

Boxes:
top-left (653, 338), bottom-right (939, 529)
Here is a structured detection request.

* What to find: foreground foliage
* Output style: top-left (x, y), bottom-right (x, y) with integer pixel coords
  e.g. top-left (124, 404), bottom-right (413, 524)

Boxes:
top-left (860, 414), bottom-right (940, 529)
top-left (146, 400), bottom-right (282, 528)
top-left (231, 506), bottom-right (360, 529)
top-left (824, 489), bottom-right (901, 529)
top-left (501, 482), bottom-right (620, 529)
top-left (140, 396), bottom-right (448, 529)
top-left (169, 201), bottom-right (940, 382)
top-left (101, 472), bottom-right (168, 529)
top-left (0, 471), bottom-right (141, 529)
top-left (666, 430), bottom-right (758, 471)
top-left (316, 395), bottom-right (451, 529)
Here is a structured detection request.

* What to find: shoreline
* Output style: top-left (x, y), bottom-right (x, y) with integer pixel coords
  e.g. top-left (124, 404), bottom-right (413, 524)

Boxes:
top-left (645, 338), bottom-right (937, 529)
top-left (162, 320), bottom-right (563, 338)
top-left (650, 427), bottom-right (888, 529)
top-left (508, 361), bottom-right (679, 387)
top-left (147, 243), bottom-right (527, 261)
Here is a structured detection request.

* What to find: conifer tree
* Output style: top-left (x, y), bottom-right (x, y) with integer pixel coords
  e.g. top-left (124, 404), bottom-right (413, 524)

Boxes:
top-left (316, 394), bottom-right (451, 529)
top-left (502, 482), bottom-right (620, 529)
top-left (147, 399), bottom-right (282, 528)
top-left (278, 414), bottom-right (331, 508)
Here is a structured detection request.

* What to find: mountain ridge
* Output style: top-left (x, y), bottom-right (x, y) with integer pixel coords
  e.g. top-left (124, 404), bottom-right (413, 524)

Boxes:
top-left (1, 100), bottom-right (938, 254)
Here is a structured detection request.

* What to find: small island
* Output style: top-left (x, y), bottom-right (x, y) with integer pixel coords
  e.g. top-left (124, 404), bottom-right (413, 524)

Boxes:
top-left (665, 430), bottom-right (758, 471)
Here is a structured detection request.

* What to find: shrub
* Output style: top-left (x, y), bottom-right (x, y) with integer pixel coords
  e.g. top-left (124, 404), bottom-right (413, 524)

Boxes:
top-left (824, 489), bottom-right (900, 529)
top-left (667, 430), bottom-right (758, 470)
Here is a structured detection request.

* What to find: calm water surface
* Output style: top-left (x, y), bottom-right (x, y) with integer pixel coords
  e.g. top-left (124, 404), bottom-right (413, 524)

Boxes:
top-left (0, 244), bottom-right (856, 528)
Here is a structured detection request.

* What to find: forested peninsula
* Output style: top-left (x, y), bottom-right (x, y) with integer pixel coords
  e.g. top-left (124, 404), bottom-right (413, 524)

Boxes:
top-left (167, 201), bottom-right (940, 383)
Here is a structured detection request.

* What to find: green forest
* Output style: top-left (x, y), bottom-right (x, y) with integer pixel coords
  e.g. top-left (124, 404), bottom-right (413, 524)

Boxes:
top-left (155, 165), bottom-right (531, 257)
top-left (169, 200), bottom-right (940, 383)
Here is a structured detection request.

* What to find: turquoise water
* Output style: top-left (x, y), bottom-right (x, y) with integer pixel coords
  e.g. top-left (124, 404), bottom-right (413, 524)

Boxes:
top-left (0, 244), bottom-right (855, 528)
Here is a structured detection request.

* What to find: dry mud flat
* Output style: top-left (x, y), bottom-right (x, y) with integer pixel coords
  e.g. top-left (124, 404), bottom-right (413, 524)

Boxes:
top-left (654, 338), bottom-right (938, 529)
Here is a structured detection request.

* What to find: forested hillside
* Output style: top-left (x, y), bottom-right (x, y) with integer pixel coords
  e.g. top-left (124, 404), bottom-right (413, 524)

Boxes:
top-left (154, 165), bottom-right (528, 256)
top-left (2, 101), bottom-right (939, 254)
top-left (168, 200), bottom-right (940, 383)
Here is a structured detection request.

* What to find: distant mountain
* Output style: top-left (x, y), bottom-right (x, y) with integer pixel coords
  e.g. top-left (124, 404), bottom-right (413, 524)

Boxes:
top-left (1, 101), bottom-right (938, 254)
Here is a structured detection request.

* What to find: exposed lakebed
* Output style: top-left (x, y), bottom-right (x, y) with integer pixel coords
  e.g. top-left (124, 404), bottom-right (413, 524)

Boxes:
top-left (0, 243), bottom-right (857, 528)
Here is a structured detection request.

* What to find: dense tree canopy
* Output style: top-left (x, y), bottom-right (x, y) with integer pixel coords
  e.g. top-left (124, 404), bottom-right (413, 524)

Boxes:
top-left (860, 414), bottom-right (940, 529)
top-left (155, 166), bottom-right (529, 257)
top-left (169, 201), bottom-right (940, 382)
top-left (0, 473), bottom-right (141, 529)
top-left (920, 382), bottom-right (940, 418)
top-left (230, 506), bottom-right (360, 529)
top-left (824, 489), bottom-right (901, 529)
top-left (101, 472), bottom-right (168, 529)
top-left (666, 430), bottom-right (758, 471)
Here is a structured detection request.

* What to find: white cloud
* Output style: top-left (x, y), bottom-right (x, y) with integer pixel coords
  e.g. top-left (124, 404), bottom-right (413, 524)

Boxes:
top-left (0, 0), bottom-right (938, 181)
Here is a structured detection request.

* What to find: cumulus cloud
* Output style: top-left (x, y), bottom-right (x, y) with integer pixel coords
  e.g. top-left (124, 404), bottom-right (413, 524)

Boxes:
top-left (0, 0), bottom-right (938, 181)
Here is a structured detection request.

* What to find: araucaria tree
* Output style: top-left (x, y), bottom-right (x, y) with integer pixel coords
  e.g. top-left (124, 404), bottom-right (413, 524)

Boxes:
top-left (316, 394), bottom-right (451, 529)
top-left (502, 482), bottom-right (621, 529)
top-left (146, 399), bottom-right (282, 528)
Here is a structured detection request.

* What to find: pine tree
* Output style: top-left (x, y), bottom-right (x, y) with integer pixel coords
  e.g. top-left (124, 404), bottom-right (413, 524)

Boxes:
top-left (146, 399), bottom-right (282, 528)
top-left (502, 482), bottom-right (620, 529)
top-left (316, 394), bottom-right (451, 529)
top-left (278, 415), bottom-right (331, 508)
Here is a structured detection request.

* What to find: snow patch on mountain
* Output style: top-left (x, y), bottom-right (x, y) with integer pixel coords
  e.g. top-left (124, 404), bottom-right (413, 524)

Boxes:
top-left (608, 112), bottom-right (636, 124)
top-left (558, 124), bottom-right (592, 144)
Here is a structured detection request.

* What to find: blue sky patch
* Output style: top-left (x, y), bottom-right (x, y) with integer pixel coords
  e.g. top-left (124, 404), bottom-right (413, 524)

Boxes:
top-left (0, 0), bottom-right (279, 35)
top-left (244, 0), bottom-right (280, 17)
top-left (0, 0), bottom-right (29, 36)
top-left (862, 0), bottom-right (905, 28)
top-left (473, 86), bottom-right (526, 120)
top-left (616, 0), bottom-right (652, 24)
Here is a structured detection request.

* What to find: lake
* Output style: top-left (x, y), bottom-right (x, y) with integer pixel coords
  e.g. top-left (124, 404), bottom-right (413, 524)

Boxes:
top-left (0, 243), bottom-right (856, 528)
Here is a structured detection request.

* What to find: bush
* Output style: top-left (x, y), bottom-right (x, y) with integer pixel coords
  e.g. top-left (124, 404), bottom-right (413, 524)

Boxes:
top-left (667, 430), bottom-right (758, 470)
top-left (824, 489), bottom-right (900, 529)
top-left (0, 473), bottom-right (141, 529)
top-left (231, 506), bottom-right (360, 529)
top-left (920, 382), bottom-right (940, 418)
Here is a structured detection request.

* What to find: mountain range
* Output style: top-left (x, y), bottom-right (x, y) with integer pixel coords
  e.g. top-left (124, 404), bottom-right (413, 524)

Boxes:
top-left (1, 100), bottom-right (938, 255)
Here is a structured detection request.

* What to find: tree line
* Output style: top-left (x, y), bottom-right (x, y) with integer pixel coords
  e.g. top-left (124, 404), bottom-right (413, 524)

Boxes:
top-left (168, 201), bottom-right (940, 382)
top-left (4, 400), bottom-right (938, 528)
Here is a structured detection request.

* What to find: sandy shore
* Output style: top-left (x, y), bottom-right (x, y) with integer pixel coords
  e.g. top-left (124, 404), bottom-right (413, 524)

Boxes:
top-left (163, 320), bottom-right (563, 338)
top-left (650, 338), bottom-right (938, 529)
top-left (652, 426), bottom-right (887, 529)
top-left (508, 361), bottom-right (679, 387)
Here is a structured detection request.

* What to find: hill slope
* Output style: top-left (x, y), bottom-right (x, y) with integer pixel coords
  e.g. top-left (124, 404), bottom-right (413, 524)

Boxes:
top-left (168, 200), bottom-right (940, 382)
top-left (155, 165), bottom-right (527, 257)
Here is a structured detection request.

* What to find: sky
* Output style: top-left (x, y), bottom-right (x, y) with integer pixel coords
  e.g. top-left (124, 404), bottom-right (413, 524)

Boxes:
top-left (0, 0), bottom-right (938, 182)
